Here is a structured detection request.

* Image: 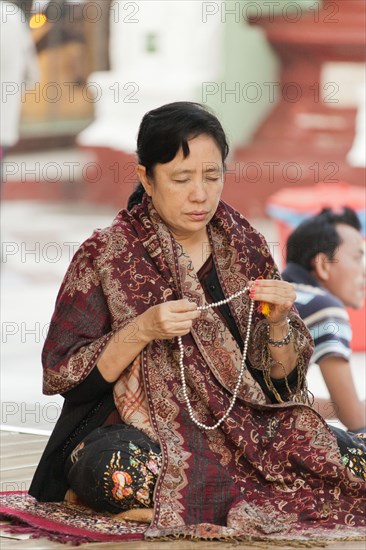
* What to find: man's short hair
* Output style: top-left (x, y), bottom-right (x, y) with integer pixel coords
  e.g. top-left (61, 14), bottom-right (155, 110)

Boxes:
top-left (286, 207), bottom-right (361, 271)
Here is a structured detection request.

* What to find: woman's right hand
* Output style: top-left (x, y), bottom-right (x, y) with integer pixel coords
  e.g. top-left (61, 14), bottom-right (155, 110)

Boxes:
top-left (98, 299), bottom-right (200, 382)
top-left (138, 299), bottom-right (201, 343)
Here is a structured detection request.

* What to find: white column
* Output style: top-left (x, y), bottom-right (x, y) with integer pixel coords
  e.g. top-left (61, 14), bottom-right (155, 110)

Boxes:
top-left (78, 0), bottom-right (223, 152)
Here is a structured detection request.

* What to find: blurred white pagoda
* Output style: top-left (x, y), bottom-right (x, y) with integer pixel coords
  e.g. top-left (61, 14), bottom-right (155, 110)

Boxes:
top-left (78, 0), bottom-right (222, 152)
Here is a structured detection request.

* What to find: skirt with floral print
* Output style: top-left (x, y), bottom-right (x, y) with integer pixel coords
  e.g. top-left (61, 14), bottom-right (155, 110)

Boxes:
top-left (65, 424), bottom-right (162, 514)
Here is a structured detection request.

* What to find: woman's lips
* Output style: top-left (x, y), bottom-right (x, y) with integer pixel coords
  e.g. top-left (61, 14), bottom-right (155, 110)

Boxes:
top-left (186, 212), bottom-right (208, 221)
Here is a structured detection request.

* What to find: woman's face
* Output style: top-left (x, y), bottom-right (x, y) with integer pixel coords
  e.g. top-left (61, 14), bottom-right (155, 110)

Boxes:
top-left (138, 134), bottom-right (224, 244)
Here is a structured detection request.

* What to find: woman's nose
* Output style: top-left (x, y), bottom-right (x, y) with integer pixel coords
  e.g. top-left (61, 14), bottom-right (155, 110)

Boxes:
top-left (190, 181), bottom-right (208, 202)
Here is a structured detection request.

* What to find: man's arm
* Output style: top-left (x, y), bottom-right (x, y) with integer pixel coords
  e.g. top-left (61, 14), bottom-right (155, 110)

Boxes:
top-left (316, 355), bottom-right (365, 432)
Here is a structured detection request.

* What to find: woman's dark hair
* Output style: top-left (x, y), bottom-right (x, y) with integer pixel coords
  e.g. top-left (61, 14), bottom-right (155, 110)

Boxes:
top-left (127, 102), bottom-right (229, 210)
top-left (286, 207), bottom-right (361, 270)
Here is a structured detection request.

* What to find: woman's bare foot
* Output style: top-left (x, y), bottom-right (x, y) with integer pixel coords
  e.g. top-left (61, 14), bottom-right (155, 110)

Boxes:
top-left (112, 508), bottom-right (154, 523)
top-left (64, 489), bottom-right (80, 505)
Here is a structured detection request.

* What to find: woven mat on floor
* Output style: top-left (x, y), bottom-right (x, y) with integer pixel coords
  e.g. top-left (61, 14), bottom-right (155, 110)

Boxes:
top-left (0, 491), bottom-right (146, 545)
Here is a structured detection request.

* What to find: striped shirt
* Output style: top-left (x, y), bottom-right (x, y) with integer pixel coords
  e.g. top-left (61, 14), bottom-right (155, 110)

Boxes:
top-left (282, 263), bottom-right (351, 364)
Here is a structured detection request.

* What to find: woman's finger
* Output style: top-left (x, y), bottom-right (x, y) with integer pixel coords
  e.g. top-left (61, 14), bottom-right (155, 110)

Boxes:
top-left (168, 299), bottom-right (199, 312)
top-left (249, 289), bottom-right (294, 306)
top-left (248, 279), bottom-right (293, 293)
top-left (249, 280), bottom-right (295, 306)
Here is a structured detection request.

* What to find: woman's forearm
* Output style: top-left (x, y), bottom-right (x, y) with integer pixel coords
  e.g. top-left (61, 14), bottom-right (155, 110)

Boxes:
top-left (268, 343), bottom-right (298, 378)
top-left (98, 315), bottom-right (150, 382)
top-left (267, 319), bottom-right (298, 378)
top-left (97, 299), bottom-right (200, 383)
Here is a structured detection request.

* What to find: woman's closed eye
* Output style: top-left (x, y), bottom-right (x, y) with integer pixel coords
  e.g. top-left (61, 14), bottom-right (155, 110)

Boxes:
top-left (173, 178), bottom-right (190, 184)
top-left (172, 176), bottom-right (221, 184)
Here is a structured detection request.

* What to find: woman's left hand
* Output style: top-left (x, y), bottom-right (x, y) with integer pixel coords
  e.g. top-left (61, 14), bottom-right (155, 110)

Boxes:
top-left (248, 279), bottom-right (295, 325)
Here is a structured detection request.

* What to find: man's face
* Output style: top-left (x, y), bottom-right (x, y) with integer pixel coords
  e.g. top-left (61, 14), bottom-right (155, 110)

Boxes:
top-left (324, 223), bottom-right (365, 309)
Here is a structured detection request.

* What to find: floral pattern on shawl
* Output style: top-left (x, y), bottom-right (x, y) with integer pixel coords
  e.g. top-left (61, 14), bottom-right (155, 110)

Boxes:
top-left (41, 195), bottom-right (365, 542)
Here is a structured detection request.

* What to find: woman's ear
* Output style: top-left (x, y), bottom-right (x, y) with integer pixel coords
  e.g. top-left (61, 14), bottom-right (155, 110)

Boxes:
top-left (312, 252), bottom-right (332, 282)
top-left (136, 165), bottom-right (153, 196)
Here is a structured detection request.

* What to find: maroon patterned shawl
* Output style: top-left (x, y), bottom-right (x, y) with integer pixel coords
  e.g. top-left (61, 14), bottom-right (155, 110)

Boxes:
top-left (43, 196), bottom-right (365, 543)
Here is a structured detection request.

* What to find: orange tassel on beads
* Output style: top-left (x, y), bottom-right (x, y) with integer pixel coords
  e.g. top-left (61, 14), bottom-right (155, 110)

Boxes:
top-left (259, 302), bottom-right (271, 317)
top-left (253, 276), bottom-right (271, 318)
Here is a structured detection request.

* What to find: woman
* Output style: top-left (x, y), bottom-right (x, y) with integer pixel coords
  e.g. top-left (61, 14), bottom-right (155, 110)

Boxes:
top-left (30, 102), bottom-right (365, 542)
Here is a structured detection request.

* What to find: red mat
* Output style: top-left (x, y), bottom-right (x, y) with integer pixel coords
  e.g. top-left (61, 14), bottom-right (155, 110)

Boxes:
top-left (0, 491), bottom-right (146, 545)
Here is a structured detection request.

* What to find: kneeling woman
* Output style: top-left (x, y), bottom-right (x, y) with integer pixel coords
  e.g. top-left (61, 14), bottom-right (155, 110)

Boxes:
top-left (30, 102), bottom-right (365, 542)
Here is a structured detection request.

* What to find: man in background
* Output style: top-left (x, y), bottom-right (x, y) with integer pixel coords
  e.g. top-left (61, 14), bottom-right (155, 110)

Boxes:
top-left (282, 207), bottom-right (365, 433)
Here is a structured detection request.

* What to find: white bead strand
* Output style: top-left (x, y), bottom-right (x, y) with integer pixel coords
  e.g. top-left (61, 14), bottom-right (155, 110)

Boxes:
top-left (196, 287), bottom-right (250, 311)
top-left (178, 287), bottom-right (254, 431)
